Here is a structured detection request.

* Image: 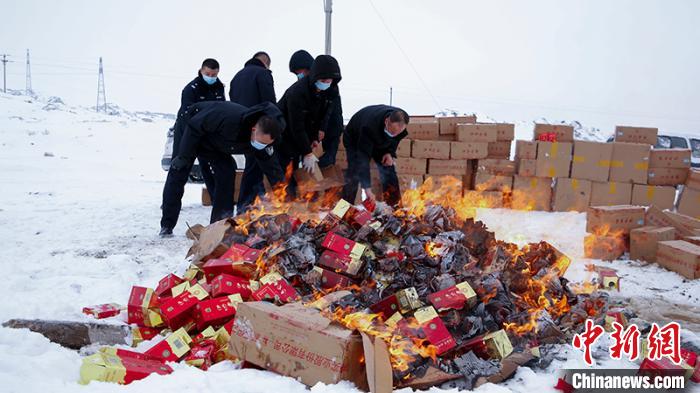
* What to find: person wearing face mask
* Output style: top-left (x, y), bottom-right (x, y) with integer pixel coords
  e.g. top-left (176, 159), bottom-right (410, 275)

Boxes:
top-left (340, 105), bottom-right (410, 207)
top-left (172, 58), bottom-right (225, 196)
top-left (277, 54), bottom-right (342, 198)
top-left (288, 50), bottom-right (314, 80)
top-left (159, 101), bottom-right (285, 237)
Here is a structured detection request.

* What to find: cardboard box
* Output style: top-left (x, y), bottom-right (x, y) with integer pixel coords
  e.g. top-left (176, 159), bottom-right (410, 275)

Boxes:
top-left (455, 123), bottom-right (498, 142)
top-left (649, 149), bottom-right (692, 168)
top-left (517, 159), bottom-right (537, 177)
top-left (511, 176), bottom-right (552, 211)
top-left (476, 159), bottom-right (516, 176)
top-left (474, 172), bottom-right (513, 193)
top-left (630, 226), bottom-right (676, 262)
top-left (656, 240), bottom-right (700, 279)
top-left (614, 126), bottom-right (658, 145)
top-left (495, 123), bottom-right (515, 141)
top-left (533, 124), bottom-right (574, 142)
top-left (536, 158), bottom-right (570, 179)
top-left (229, 301), bottom-right (371, 390)
top-left (487, 141), bottom-right (511, 159)
top-left (631, 185), bottom-right (676, 210)
top-left (537, 141), bottom-right (573, 160)
top-left (553, 178), bottom-right (591, 212)
top-left (586, 205), bottom-right (646, 234)
top-left (571, 141), bottom-right (613, 182)
top-left (685, 236), bottom-right (700, 246)
top-left (395, 139), bottom-right (411, 158)
top-left (411, 140), bottom-right (450, 159)
top-left (584, 234), bottom-right (625, 261)
top-left (449, 141), bottom-right (488, 159)
top-left (678, 187), bottom-right (700, 219)
top-left (609, 143), bottom-right (650, 184)
top-left (687, 169), bottom-right (700, 190)
top-left (664, 210), bottom-right (700, 231)
top-left (406, 117), bottom-right (439, 140)
top-left (515, 140), bottom-right (537, 159)
top-left (438, 115), bottom-right (477, 135)
top-left (645, 206), bottom-right (696, 238)
top-left (427, 159), bottom-right (469, 176)
top-left (589, 181), bottom-right (632, 206)
top-left (395, 157), bottom-right (427, 175)
top-left (648, 167), bottom-right (689, 186)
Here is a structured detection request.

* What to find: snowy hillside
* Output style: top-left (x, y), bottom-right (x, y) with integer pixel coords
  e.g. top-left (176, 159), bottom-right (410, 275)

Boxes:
top-left (0, 92), bottom-right (698, 393)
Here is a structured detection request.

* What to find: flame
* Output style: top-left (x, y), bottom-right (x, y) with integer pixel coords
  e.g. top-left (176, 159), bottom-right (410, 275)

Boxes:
top-left (583, 224), bottom-right (626, 259)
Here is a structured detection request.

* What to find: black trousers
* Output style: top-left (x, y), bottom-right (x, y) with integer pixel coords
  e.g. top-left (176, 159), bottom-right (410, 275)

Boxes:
top-left (161, 151), bottom-right (237, 229)
top-left (341, 147), bottom-right (401, 206)
top-left (173, 120), bottom-right (216, 195)
top-left (236, 153), bottom-right (266, 214)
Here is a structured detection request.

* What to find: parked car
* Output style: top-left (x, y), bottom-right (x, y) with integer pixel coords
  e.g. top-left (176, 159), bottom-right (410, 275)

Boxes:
top-left (606, 132), bottom-right (699, 168)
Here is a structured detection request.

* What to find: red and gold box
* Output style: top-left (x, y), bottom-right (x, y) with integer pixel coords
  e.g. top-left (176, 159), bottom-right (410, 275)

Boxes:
top-left (330, 199), bottom-right (352, 220)
top-left (598, 270), bottom-right (620, 291)
top-left (144, 327), bottom-right (192, 362)
top-left (159, 291), bottom-right (199, 330)
top-left (427, 282), bottom-right (477, 312)
top-left (127, 286), bottom-right (162, 327)
top-left (184, 341), bottom-right (216, 370)
top-left (98, 347), bottom-right (159, 362)
top-left (369, 287), bottom-right (422, 320)
top-left (318, 250), bottom-right (364, 278)
top-left (194, 294), bottom-right (242, 330)
top-left (312, 266), bottom-right (352, 289)
top-left (321, 232), bottom-right (367, 260)
top-left (251, 272), bottom-right (300, 304)
top-left (221, 243), bottom-right (262, 263)
top-left (155, 273), bottom-right (183, 298)
top-left (79, 351), bottom-right (173, 385)
top-left (414, 306), bottom-right (457, 355)
top-left (131, 326), bottom-right (161, 347)
top-left (202, 258), bottom-right (233, 281)
top-left (639, 357), bottom-right (694, 381)
top-left (459, 329), bottom-right (514, 360)
top-left (83, 303), bottom-right (123, 319)
top-left (604, 310), bottom-right (628, 332)
top-left (210, 273), bottom-right (252, 299)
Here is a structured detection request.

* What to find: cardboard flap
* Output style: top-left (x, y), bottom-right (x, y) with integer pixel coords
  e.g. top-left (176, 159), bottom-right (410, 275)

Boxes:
top-left (361, 332), bottom-right (393, 393)
top-left (189, 218), bottom-right (234, 263)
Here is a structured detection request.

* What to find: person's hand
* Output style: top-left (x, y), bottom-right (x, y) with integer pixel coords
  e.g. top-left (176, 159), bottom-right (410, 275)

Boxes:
top-left (364, 188), bottom-right (376, 201)
top-left (318, 130), bottom-right (325, 141)
top-left (382, 153), bottom-right (394, 166)
top-left (302, 153), bottom-right (319, 173)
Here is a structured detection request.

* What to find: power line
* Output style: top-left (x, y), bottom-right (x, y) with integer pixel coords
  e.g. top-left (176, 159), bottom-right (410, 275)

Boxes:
top-left (1, 54), bottom-right (13, 93)
top-left (96, 57), bottom-right (106, 112)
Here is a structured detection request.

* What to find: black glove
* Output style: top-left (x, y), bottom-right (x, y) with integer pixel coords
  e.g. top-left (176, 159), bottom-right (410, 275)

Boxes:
top-left (170, 156), bottom-right (193, 171)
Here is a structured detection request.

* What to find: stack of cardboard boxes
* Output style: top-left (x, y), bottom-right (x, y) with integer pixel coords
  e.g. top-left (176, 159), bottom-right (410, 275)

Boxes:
top-left (678, 169), bottom-right (700, 219)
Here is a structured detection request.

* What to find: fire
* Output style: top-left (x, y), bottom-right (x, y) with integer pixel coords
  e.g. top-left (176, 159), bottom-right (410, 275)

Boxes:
top-left (583, 224), bottom-right (626, 260)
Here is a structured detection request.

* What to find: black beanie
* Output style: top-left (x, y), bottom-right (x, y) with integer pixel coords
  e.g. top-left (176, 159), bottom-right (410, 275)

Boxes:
top-left (288, 50), bottom-right (314, 73)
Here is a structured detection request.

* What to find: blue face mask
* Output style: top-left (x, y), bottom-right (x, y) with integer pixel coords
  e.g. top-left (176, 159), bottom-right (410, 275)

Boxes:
top-left (250, 139), bottom-right (268, 150)
top-left (202, 74), bottom-right (217, 85)
top-left (384, 128), bottom-right (395, 138)
top-left (296, 72), bottom-right (306, 80)
top-left (315, 80), bottom-right (331, 91)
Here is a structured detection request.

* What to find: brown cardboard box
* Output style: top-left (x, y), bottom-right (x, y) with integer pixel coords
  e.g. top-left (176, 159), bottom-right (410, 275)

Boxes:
top-left (398, 174), bottom-right (423, 190)
top-left (515, 140), bottom-right (538, 159)
top-left (536, 158), bottom-right (571, 178)
top-left (614, 126), bottom-right (658, 145)
top-left (411, 140), bottom-right (450, 159)
top-left (455, 124), bottom-right (498, 142)
top-left (584, 234), bottom-right (626, 261)
top-left (229, 301), bottom-right (371, 390)
top-left (511, 176), bottom-right (552, 211)
top-left (649, 149), bottom-right (692, 168)
top-left (571, 141), bottom-right (613, 182)
top-left (685, 236), bottom-right (700, 246)
top-left (495, 123), bottom-right (515, 141)
top-left (427, 159), bottom-right (468, 176)
top-left (609, 142), bottom-right (650, 184)
top-left (678, 187), bottom-right (700, 219)
top-left (487, 141), bottom-right (511, 159)
top-left (537, 141), bottom-right (573, 160)
top-left (533, 124), bottom-right (574, 142)
top-left (436, 134), bottom-right (456, 142)
top-left (395, 157), bottom-right (427, 175)
top-left (463, 190), bottom-right (504, 208)
top-left (476, 159), bottom-right (516, 176)
top-left (438, 115), bottom-right (476, 135)
top-left (656, 240), bottom-right (700, 279)
top-left (553, 178), bottom-right (591, 212)
top-left (450, 142), bottom-right (488, 159)
top-left (664, 210), bottom-right (700, 231)
top-left (396, 139), bottom-right (411, 157)
top-left (647, 167), bottom-right (688, 186)
top-left (406, 117), bottom-right (439, 140)
top-left (630, 185), bottom-right (676, 210)
top-left (586, 205), bottom-right (646, 234)
top-left (630, 226), bottom-right (676, 262)
top-left (645, 206), bottom-right (696, 238)
top-left (589, 181), bottom-right (632, 206)
top-left (517, 159), bottom-right (537, 177)
top-left (687, 169), bottom-right (700, 190)
top-left (474, 171), bottom-right (513, 193)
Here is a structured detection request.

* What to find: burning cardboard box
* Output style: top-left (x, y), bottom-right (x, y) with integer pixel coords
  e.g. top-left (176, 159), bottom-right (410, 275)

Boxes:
top-left (571, 141), bottom-right (613, 182)
top-left (656, 240), bottom-right (700, 279)
top-left (511, 176), bottom-right (553, 211)
top-left (630, 184), bottom-right (676, 210)
top-left (586, 205), bottom-right (645, 234)
top-left (474, 172), bottom-right (513, 193)
top-left (552, 178), bottom-right (591, 212)
top-left (614, 125), bottom-right (658, 145)
top-left (609, 142), bottom-right (650, 184)
top-left (589, 181), bottom-right (632, 206)
top-left (584, 233), bottom-right (626, 261)
top-left (630, 226), bottom-right (676, 262)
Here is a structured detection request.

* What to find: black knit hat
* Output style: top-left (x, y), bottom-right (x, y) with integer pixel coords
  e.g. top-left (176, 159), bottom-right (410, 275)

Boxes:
top-left (288, 50), bottom-right (314, 73)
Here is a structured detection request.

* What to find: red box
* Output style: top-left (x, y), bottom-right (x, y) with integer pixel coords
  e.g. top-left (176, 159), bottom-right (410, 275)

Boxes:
top-left (194, 295), bottom-right (242, 330)
top-left (159, 292), bottom-right (199, 330)
top-left (369, 288), bottom-right (421, 320)
top-left (458, 330), bottom-right (514, 360)
top-left (210, 273), bottom-right (252, 299)
top-left (313, 266), bottom-right (352, 289)
top-left (369, 294), bottom-right (400, 320)
top-left (414, 306), bottom-right (456, 355)
top-left (321, 232), bottom-right (366, 260)
top-left (127, 286), bottom-right (159, 327)
top-left (83, 303), bottom-right (122, 319)
top-left (184, 342), bottom-right (216, 370)
top-left (131, 326), bottom-right (161, 346)
top-left (202, 258), bottom-right (233, 281)
top-left (251, 273), bottom-right (300, 304)
top-left (427, 282), bottom-right (477, 312)
top-left (221, 243), bottom-right (262, 263)
top-left (144, 328), bottom-right (192, 362)
top-left (318, 250), bottom-right (364, 278)
top-left (155, 274), bottom-right (183, 298)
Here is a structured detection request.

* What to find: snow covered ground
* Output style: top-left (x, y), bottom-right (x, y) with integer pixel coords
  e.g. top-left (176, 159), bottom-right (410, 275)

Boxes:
top-left (0, 92), bottom-right (698, 392)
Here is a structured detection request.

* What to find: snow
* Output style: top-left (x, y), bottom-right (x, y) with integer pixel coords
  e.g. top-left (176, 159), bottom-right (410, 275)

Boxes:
top-left (0, 92), bottom-right (698, 392)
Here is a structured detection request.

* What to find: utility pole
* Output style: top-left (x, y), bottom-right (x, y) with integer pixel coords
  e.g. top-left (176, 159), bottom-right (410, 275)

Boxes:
top-left (1, 54), bottom-right (9, 93)
top-left (25, 49), bottom-right (32, 95)
top-left (324, 0), bottom-right (333, 55)
top-left (96, 57), bottom-right (106, 113)
top-left (389, 87), bottom-right (393, 106)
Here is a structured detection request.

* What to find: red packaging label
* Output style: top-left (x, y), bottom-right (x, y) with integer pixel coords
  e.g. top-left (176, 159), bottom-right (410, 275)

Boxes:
top-left (427, 282), bottom-right (477, 312)
top-left (155, 274), bottom-right (183, 298)
top-left (194, 296), bottom-right (240, 330)
top-left (350, 209), bottom-right (373, 227)
top-left (419, 317), bottom-right (456, 355)
top-left (221, 244), bottom-right (262, 263)
top-left (210, 273), bottom-right (252, 299)
top-left (318, 250), bottom-right (363, 277)
top-left (185, 343), bottom-right (216, 370)
top-left (119, 356), bottom-right (173, 384)
top-left (159, 292), bottom-right (199, 330)
top-left (251, 279), bottom-right (300, 304)
top-left (83, 303), bottom-right (122, 319)
top-left (369, 294), bottom-right (400, 320)
top-left (315, 267), bottom-right (352, 289)
top-left (202, 259), bottom-right (233, 280)
top-left (321, 232), bottom-right (365, 259)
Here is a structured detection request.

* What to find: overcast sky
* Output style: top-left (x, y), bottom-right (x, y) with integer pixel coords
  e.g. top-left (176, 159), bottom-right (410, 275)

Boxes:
top-left (2, 0), bottom-right (699, 134)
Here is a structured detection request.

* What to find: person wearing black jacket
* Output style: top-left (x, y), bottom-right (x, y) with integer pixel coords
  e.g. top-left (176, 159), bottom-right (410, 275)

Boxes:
top-left (341, 105), bottom-right (410, 207)
top-left (160, 101), bottom-right (285, 236)
top-left (277, 54), bottom-right (342, 197)
top-left (173, 58), bottom-right (225, 195)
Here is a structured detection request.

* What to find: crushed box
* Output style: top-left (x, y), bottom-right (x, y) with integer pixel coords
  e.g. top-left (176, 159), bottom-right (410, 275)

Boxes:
top-left (474, 172), bottom-right (513, 193)
top-left (630, 184), bottom-right (676, 210)
top-left (630, 226), bottom-right (676, 262)
top-left (571, 141), bottom-right (613, 182)
top-left (552, 178), bottom-right (591, 212)
top-left (614, 126), bottom-right (658, 145)
top-left (656, 240), bottom-right (700, 279)
top-left (609, 142), bottom-right (650, 184)
top-left (589, 181), bottom-right (632, 206)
